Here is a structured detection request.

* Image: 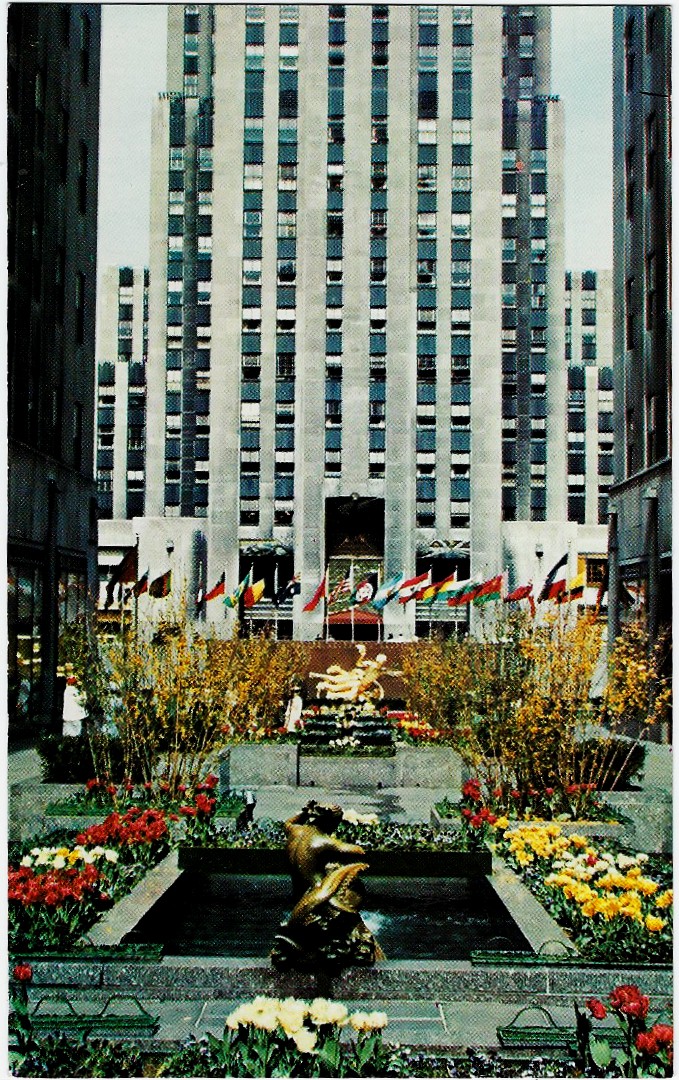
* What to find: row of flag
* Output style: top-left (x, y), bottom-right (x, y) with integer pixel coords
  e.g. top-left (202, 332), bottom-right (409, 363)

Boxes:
top-left (106, 547), bottom-right (603, 617)
top-left (301, 552), bottom-right (604, 614)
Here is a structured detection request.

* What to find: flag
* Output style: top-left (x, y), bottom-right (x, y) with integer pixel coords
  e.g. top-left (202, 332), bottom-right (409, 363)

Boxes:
top-left (131, 569), bottom-right (149, 598)
top-left (595, 575), bottom-right (608, 612)
top-left (303, 572), bottom-right (327, 612)
top-left (504, 581), bottom-right (533, 603)
top-left (398, 570), bottom-right (431, 604)
top-left (225, 569), bottom-right (252, 610)
top-left (351, 572), bottom-right (379, 605)
top-left (149, 569), bottom-right (172, 598)
top-left (473, 572), bottom-right (506, 605)
top-left (105, 546), bottom-right (138, 608)
top-left (371, 573), bottom-right (405, 610)
top-left (446, 577), bottom-right (482, 607)
top-left (243, 577), bottom-right (266, 609)
top-left (537, 554), bottom-right (568, 602)
top-left (204, 573), bottom-right (226, 602)
top-left (328, 576), bottom-right (352, 606)
top-left (560, 571), bottom-right (586, 603)
top-left (274, 574), bottom-right (301, 606)
top-left (418, 572), bottom-right (458, 604)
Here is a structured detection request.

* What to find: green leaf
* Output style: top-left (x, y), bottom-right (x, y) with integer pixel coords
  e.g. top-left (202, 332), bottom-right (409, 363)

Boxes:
top-left (590, 1037), bottom-right (613, 1069)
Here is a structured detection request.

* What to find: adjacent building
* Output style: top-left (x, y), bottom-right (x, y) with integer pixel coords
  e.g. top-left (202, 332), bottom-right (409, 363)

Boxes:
top-left (564, 268), bottom-right (614, 529)
top-left (609, 5), bottom-right (671, 642)
top-left (98, 4), bottom-right (608, 639)
top-left (8, 4), bottom-right (101, 738)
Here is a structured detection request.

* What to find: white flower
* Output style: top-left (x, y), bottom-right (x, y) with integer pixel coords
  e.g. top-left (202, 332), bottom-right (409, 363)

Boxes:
top-left (35, 850), bottom-right (51, 866)
top-left (52, 855), bottom-right (66, 870)
top-left (20, 855), bottom-right (33, 867)
top-left (103, 850), bottom-right (119, 863)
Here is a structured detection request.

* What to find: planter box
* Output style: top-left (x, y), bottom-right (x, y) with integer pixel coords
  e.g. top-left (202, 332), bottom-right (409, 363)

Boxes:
top-left (298, 752), bottom-right (397, 789)
top-left (299, 746), bottom-right (463, 790)
top-left (220, 743), bottom-right (299, 790)
top-left (220, 743), bottom-right (463, 791)
top-left (395, 746), bottom-right (463, 788)
top-left (177, 845), bottom-right (491, 877)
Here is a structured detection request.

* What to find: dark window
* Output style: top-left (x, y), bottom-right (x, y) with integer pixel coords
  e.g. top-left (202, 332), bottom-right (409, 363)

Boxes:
top-left (78, 141), bottom-right (88, 213)
top-left (80, 13), bottom-right (91, 83)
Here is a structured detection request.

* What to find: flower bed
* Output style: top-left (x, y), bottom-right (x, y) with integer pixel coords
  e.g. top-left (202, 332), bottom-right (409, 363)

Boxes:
top-left (178, 815), bottom-right (492, 875)
top-left (8, 807), bottom-right (174, 955)
top-left (494, 821), bottom-right (672, 964)
top-left (44, 774), bottom-right (243, 819)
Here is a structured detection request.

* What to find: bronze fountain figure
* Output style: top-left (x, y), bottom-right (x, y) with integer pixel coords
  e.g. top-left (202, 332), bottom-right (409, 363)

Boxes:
top-left (271, 800), bottom-right (383, 972)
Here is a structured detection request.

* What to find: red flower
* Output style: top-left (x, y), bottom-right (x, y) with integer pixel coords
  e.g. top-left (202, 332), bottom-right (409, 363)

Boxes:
top-left (510, 789), bottom-right (521, 800)
top-left (636, 1031), bottom-right (659, 1056)
top-left (609, 985), bottom-right (650, 1021)
top-left (107, 784), bottom-right (117, 796)
top-left (586, 854), bottom-right (598, 867)
top-left (85, 778), bottom-right (100, 791)
top-left (647, 1023), bottom-right (674, 1049)
top-left (180, 806), bottom-right (197, 818)
top-left (586, 998), bottom-right (607, 1020)
top-left (195, 793), bottom-right (216, 815)
top-left (177, 784), bottom-right (187, 794)
top-left (492, 787), bottom-right (503, 799)
top-left (462, 779), bottom-right (482, 802)
top-left (544, 787), bottom-right (555, 797)
top-left (143, 782), bottom-right (153, 791)
top-left (12, 963), bottom-right (33, 982)
top-left (565, 783), bottom-right (579, 795)
top-left (461, 808), bottom-right (473, 820)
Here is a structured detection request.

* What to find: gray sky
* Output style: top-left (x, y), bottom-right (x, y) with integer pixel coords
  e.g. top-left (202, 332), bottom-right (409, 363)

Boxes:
top-left (97, 4), bottom-right (613, 274)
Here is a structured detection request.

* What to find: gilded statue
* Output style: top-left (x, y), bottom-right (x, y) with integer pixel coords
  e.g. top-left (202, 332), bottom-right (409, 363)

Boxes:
top-left (310, 643), bottom-right (399, 703)
top-left (271, 801), bottom-right (383, 972)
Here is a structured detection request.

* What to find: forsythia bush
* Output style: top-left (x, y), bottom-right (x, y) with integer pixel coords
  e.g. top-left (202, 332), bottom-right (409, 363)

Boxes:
top-left (402, 613), bottom-right (670, 814)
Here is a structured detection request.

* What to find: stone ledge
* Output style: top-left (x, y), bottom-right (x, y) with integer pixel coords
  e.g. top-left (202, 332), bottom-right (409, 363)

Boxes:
top-left (83, 852), bottom-right (182, 947)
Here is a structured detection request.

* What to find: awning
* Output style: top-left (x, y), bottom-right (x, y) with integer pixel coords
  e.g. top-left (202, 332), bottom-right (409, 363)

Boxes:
top-left (327, 607), bottom-right (381, 625)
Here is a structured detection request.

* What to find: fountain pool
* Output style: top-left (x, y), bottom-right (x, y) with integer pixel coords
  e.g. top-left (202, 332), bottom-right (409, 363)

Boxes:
top-left (123, 871), bottom-right (532, 960)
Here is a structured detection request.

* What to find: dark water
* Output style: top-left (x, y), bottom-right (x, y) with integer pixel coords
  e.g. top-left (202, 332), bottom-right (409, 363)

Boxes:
top-left (124, 874), bottom-right (531, 959)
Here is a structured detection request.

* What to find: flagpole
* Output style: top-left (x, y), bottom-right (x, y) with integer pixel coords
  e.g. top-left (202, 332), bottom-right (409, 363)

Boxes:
top-left (134, 535), bottom-right (139, 638)
top-left (350, 560), bottom-right (355, 644)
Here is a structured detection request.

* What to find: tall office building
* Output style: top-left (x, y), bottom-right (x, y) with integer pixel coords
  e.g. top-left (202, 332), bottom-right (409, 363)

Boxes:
top-left (564, 269), bottom-right (615, 529)
top-left (8, 4), bottom-right (101, 737)
top-left (102, 4), bottom-right (609, 639)
top-left (609, 6), bottom-right (671, 642)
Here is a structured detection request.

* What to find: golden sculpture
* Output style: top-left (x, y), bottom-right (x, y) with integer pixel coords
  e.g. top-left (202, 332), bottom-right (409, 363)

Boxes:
top-left (271, 801), bottom-right (383, 972)
top-left (310, 643), bottom-right (398, 703)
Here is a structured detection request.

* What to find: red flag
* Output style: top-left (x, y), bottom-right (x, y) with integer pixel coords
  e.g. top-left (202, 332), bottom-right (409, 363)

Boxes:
top-left (504, 581), bottom-right (533, 603)
top-left (303, 573), bottom-right (327, 612)
top-left (149, 569), bottom-right (172, 598)
top-left (204, 573), bottom-right (226, 602)
top-left (398, 571), bottom-right (431, 603)
top-left (105, 546), bottom-right (138, 608)
top-left (537, 554), bottom-right (568, 602)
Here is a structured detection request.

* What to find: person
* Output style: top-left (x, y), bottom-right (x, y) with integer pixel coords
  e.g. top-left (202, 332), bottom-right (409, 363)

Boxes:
top-left (62, 669), bottom-right (87, 737)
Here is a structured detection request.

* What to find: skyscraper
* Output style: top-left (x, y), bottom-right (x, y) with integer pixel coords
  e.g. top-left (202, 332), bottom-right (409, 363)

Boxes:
top-left (100, 5), bottom-right (607, 639)
top-left (8, 4), bottom-right (101, 736)
top-left (609, 5), bottom-right (671, 642)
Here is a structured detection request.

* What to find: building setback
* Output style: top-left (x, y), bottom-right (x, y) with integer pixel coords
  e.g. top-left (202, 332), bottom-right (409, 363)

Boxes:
top-left (99, 4), bottom-right (608, 639)
top-left (609, 6), bottom-right (671, 643)
top-left (8, 4), bottom-right (101, 737)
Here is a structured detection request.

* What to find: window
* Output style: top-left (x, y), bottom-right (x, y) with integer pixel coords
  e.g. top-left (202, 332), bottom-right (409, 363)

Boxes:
top-left (244, 162), bottom-right (264, 189)
top-left (646, 113), bottom-right (657, 188)
top-left (417, 212), bottom-right (436, 238)
top-left (450, 212), bottom-right (471, 238)
top-left (326, 259), bottom-right (343, 284)
top-left (77, 141), bottom-right (88, 213)
top-left (327, 212), bottom-right (343, 237)
top-left (418, 119), bottom-right (437, 144)
top-left (278, 211), bottom-right (296, 238)
top-left (244, 210), bottom-right (262, 238)
top-left (646, 252), bottom-right (656, 331)
top-left (417, 259), bottom-right (435, 285)
top-left (328, 121), bottom-right (344, 145)
top-left (243, 259), bottom-right (262, 284)
top-left (531, 238), bottom-right (546, 262)
top-left (371, 162), bottom-right (387, 190)
top-left (370, 308), bottom-right (386, 331)
top-left (327, 163), bottom-right (343, 190)
top-left (371, 257), bottom-right (387, 282)
top-left (452, 119), bottom-right (471, 143)
top-left (451, 260), bottom-right (471, 286)
top-left (417, 163), bottom-right (437, 190)
top-left (326, 308), bottom-right (343, 330)
top-left (278, 258), bottom-right (296, 283)
top-left (372, 121), bottom-right (388, 144)
top-left (169, 148), bottom-right (185, 171)
top-left (371, 210), bottom-right (387, 237)
top-left (451, 164), bottom-right (471, 191)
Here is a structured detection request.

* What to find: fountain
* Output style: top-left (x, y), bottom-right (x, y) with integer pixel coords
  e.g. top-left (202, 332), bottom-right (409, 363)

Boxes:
top-left (271, 800), bottom-right (383, 973)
